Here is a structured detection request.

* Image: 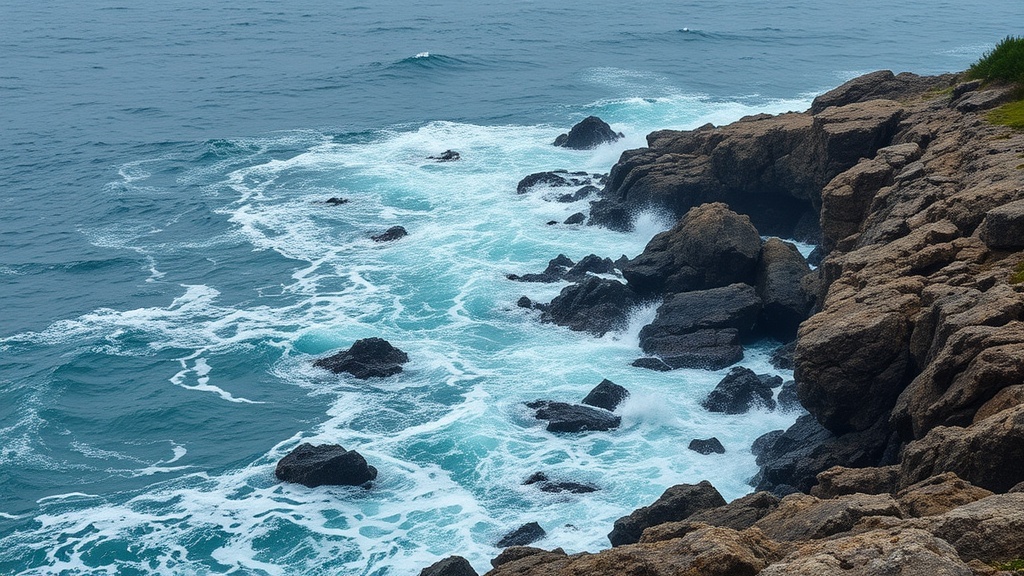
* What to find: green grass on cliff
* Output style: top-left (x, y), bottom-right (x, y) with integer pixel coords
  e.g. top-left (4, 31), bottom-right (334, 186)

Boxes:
top-left (1012, 261), bottom-right (1024, 284)
top-left (989, 99), bottom-right (1024, 129)
top-left (994, 559), bottom-right (1024, 573)
top-left (968, 36), bottom-right (1024, 85)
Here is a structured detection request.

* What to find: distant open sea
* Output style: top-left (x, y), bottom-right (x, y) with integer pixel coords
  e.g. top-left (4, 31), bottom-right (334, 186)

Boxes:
top-left (0, 1), bottom-right (1017, 573)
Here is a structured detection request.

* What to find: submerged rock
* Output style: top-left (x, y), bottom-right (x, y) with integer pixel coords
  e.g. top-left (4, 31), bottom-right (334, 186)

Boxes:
top-left (541, 277), bottom-right (639, 336)
top-left (371, 226), bottom-right (408, 242)
top-left (526, 401), bottom-right (621, 433)
top-left (702, 367), bottom-right (777, 414)
top-left (325, 197), bottom-right (349, 205)
top-left (563, 212), bottom-right (585, 225)
top-left (427, 149), bottom-right (461, 162)
top-left (516, 171), bottom-right (572, 194)
top-left (314, 337), bottom-right (409, 379)
top-left (688, 437), bottom-right (726, 455)
top-left (580, 379), bottom-right (629, 411)
top-left (497, 522), bottom-right (546, 548)
top-left (552, 116), bottom-right (623, 149)
top-left (523, 472), bottom-right (597, 494)
top-left (275, 443), bottom-right (378, 487)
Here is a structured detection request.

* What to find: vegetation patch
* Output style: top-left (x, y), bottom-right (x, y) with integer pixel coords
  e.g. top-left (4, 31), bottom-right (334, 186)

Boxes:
top-left (1012, 261), bottom-right (1024, 284)
top-left (968, 36), bottom-right (1024, 85)
top-left (989, 100), bottom-right (1024, 130)
top-left (994, 559), bottom-right (1024, 573)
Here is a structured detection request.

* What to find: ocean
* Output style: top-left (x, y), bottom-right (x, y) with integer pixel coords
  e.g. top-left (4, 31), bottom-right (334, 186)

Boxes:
top-left (0, 1), bottom-right (1017, 573)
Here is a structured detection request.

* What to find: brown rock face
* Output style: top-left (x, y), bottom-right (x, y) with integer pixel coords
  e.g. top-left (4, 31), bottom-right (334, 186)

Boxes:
top-left (755, 238), bottom-right (814, 340)
top-left (811, 465), bottom-right (900, 498)
top-left (757, 528), bottom-right (973, 576)
top-left (639, 491), bottom-right (780, 543)
top-left (607, 481), bottom-right (726, 546)
top-left (918, 493), bottom-right (1024, 564)
top-left (895, 472), bottom-right (993, 518)
top-left (752, 492), bottom-right (902, 542)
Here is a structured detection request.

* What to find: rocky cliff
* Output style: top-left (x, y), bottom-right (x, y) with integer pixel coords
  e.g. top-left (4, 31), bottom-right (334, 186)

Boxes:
top-left (424, 70), bottom-right (1024, 575)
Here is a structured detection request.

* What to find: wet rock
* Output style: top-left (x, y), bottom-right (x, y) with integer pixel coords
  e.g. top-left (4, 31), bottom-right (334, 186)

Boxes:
top-left (516, 171), bottom-right (572, 194)
top-left (640, 284), bottom-right (762, 342)
top-left (811, 465), bottom-right (900, 498)
top-left (314, 337), bottom-right (409, 379)
top-left (639, 329), bottom-right (745, 371)
top-left (523, 472), bottom-right (598, 494)
top-left (895, 472), bottom-right (993, 518)
top-left (631, 357), bottom-right (673, 371)
top-left (562, 212), bottom-right (585, 225)
top-left (776, 380), bottom-right (801, 411)
top-left (564, 254), bottom-right (615, 280)
top-left (769, 341), bottom-right (796, 370)
top-left (541, 277), bottom-right (638, 336)
top-left (580, 379), bottom-right (629, 411)
top-left (688, 437), bottom-right (725, 455)
top-left (516, 296), bottom-right (533, 309)
top-left (759, 527), bottom-right (973, 576)
top-left (755, 238), bottom-right (813, 340)
top-left (641, 492), bottom-right (781, 543)
top-left (608, 480), bottom-right (726, 546)
top-left (623, 203), bottom-right (762, 296)
top-left (496, 522), bottom-right (546, 548)
top-left (552, 116), bottom-right (623, 149)
top-left (275, 443), bottom-right (378, 487)
top-left (556, 185), bottom-right (598, 203)
top-left (427, 149), bottom-right (461, 162)
top-left (325, 197), bottom-right (349, 205)
top-left (526, 401), bottom-right (620, 433)
top-left (979, 198), bottom-right (1024, 249)
top-left (419, 556), bottom-right (477, 576)
top-left (702, 367), bottom-right (776, 414)
top-left (759, 373), bottom-right (784, 388)
top-left (371, 226), bottom-right (408, 242)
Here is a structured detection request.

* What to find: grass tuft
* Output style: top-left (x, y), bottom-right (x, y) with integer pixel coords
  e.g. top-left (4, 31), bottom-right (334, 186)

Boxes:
top-left (994, 559), bottom-right (1024, 573)
top-left (1012, 261), bottom-right (1024, 284)
top-left (968, 36), bottom-right (1024, 85)
top-left (989, 99), bottom-right (1024, 130)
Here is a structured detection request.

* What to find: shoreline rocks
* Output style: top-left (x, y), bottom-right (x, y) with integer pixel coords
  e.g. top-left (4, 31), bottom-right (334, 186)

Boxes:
top-left (553, 116), bottom-right (623, 149)
top-left (275, 443), bottom-right (377, 487)
top-left (314, 337), bottom-right (409, 379)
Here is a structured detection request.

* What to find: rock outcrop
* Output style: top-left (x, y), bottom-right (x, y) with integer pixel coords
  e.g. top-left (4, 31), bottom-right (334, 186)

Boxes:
top-left (526, 400), bottom-right (621, 433)
top-left (608, 481), bottom-right (726, 546)
top-left (314, 337), bottom-right (409, 379)
top-left (275, 443), bottom-right (378, 487)
top-left (553, 116), bottom-right (623, 149)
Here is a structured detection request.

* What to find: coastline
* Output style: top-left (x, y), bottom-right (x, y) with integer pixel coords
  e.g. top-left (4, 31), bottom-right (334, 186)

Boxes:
top-left (427, 70), bottom-right (1024, 575)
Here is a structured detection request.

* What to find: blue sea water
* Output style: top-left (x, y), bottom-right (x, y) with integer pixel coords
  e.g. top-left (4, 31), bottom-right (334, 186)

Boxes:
top-left (0, 1), bottom-right (1018, 573)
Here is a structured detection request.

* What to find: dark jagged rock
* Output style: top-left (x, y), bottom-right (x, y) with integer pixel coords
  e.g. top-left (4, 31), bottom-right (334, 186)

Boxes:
top-left (553, 116), bottom-right (623, 149)
top-left (623, 203), bottom-right (762, 296)
top-left (490, 547), bottom-right (566, 568)
top-left (419, 556), bottom-right (477, 576)
top-left (581, 379), bottom-right (629, 411)
top-left (759, 374), bottom-right (784, 388)
top-left (702, 366), bottom-right (776, 414)
top-left (371, 226), bottom-right (408, 242)
top-left (640, 491), bottom-right (781, 543)
top-left (556, 185), bottom-right (599, 203)
top-left (275, 443), bottom-right (378, 487)
top-left (688, 437), bottom-right (726, 455)
top-left (777, 380), bottom-right (801, 411)
top-left (523, 472), bottom-right (598, 494)
top-left (516, 296), bottom-right (533, 309)
top-left (631, 357), bottom-right (673, 371)
top-left (755, 238), bottom-right (813, 340)
top-left (516, 171), bottom-right (572, 194)
top-left (497, 522), bottom-right (546, 548)
top-left (607, 480), bottom-right (726, 546)
top-left (325, 197), bottom-right (349, 205)
top-left (751, 430), bottom-right (784, 462)
top-left (640, 329), bottom-right (744, 370)
top-left (526, 401), bottom-right (621, 433)
top-left (769, 341), bottom-right (796, 370)
top-left (541, 277), bottom-right (638, 336)
top-left (427, 149), bottom-right (461, 162)
top-left (314, 337), bottom-right (409, 379)
top-left (563, 212), bottom-right (585, 225)
top-left (549, 254), bottom-right (574, 268)
top-left (564, 254), bottom-right (615, 280)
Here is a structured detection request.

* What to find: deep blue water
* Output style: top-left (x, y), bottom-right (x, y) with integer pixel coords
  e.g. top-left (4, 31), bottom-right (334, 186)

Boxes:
top-left (0, 1), bottom-right (1018, 573)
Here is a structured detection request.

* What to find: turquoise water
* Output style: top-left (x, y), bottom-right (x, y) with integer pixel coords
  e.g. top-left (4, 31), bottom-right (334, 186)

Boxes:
top-left (1, 1), bottom-right (1018, 573)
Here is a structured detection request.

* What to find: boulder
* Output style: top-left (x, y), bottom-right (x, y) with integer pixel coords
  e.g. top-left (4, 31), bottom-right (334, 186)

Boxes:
top-left (688, 437), bottom-right (725, 455)
top-left (623, 203), bottom-right (762, 296)
top-left (516, 296), bottom-right (533, 309)
top-left (427, 150), bottom-right (461, 162)
top-left (811, 465), bottom-right (900, 498)
top-left (516, 171), bottom-right (572, 194)
top-left (523, 472), bottom-right (598, 494)
top-left (979, 198), bottom-right (1024, 249)
top-left (325, 197), bottom-right (349, 205)
top-left (275, 443), bottom-right (378, 487)
top-left (752, 492), bottom-right (902, 542)
top-left (899, 404), bottom-right (1024, 493)
top-left (895, 472), bottom-right (993, 518)
top-left (540, 277), bottom-right (638, 336)
top-left (640, 284), bottom-right (762, 342)
top-left (640, 491), bottom-right (780, 543)
top-left (973, 384), bottom-right (1024, 424)
top-left (489, 547), bottom-right (565, 568)
top-left (553, 116), bottom-right (623, 149)
top-left (631, 357), bottom-right (673, 371)
top-left (496, 522), bottom-right (546, 548)
top-left (755, 238), bottom-right (813, 340)
top-left (314, 337), bottom-right (409, 379)
top-left (581, 379), bottom-right (629, 411)
top-left (371, 225), bottom-right (408, 242)
top-left (564, 254), bottom-right (616, 280)
top-left (608, 480), bottom-right (727, 546)
top-left (526, 401), bottom-right (621, 433)
top-left (639, 329), bottom-right (745, 371)
top-left (556, 185), bottom-right (598, 203)
top-left (759, 373), bottom-right (784, 388)
top-left (758, 527), bottom-right (973, 576)
top-left (769, 341), bottom-right (796, 370)
top-left (919, 493), bottom-right (1024, 564)
top-left (562, 212), bottom-right (585, 225)
top-left (776, 380), bottom-right (801, 411)
top-left (702, 367), bottom-right (777, 414)
top-left (419, 556), bottom-right (477, 576)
